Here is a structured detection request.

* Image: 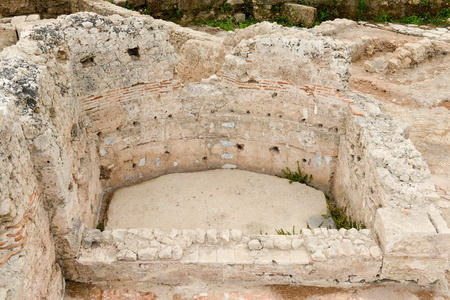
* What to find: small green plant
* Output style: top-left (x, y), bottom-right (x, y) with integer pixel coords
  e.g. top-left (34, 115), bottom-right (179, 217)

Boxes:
top-left (325, 192), bottom-right (366, 230)
top-left (278, 160), bottom-right (312, 185)
top-left (96, 221), bottom-right (105, 232)
top-left (419, 0), bottom-right (430, 7)
top-left (357, 0), bottom-right (368, 20)
top-left (373, 12), bottom-right (391, 23)
top-left (221, 2), bottom-right (232, 12)
top-left (276, 226), bottom-right (297, 235)
top-left (143, 8), bottom-right (150, 15)
top-left (124, 1), bottom-right (135, 10)
top-left (275, 16), bottom-right (296, 27)
top-left (176, 9), bottom-right (183, 17)
top-left (273, 5), bottom-right (281, 12)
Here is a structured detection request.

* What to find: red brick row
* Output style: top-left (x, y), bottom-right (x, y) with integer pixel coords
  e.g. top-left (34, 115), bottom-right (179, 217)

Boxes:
top-left (0, 187), bottom-right (40, 268)
top-left (79, 80), bottom-right (181, 114)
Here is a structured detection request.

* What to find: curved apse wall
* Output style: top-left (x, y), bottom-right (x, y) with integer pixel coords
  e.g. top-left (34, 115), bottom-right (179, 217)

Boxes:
top-left (71, 14), bottom-right (351, 197)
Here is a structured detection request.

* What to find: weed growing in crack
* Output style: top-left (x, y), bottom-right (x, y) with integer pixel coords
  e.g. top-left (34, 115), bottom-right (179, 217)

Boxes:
top-left (96, 221), bottom-right (105, 232)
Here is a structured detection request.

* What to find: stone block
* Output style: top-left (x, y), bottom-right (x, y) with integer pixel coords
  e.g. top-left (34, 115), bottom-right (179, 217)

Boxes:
top-left (117, 249), bottom-right (137, 261)
top-left (159, 246), bottom-right (173, 259)
top-left (403, 43), bottom-right (427, 63)
top-left (0, 24), bottom-right (18, 51)
top-left (230, 229), bottom-right (242, 242)
top-left (217, 249), bottom-right (235, 263)
top-left (234, 13), bottom-right (246, 23)
top-left (274, 236), bottom-right (292, 250)
top-left (113, 0), bottom-right (127, 7)
top-left (137, 248), bottom-right (158, 261)
top-left (381, 256), bottom-right (447, 284)
top-left (199, 247), bottom-right (217, 263)
top-left (255, 250), bottom-right (290, 264)
top-left (364, 57), bottom-right (387, 73)
top-left (280, 3), bottom-right (317, 28)
top-left (374, 208), bottom-right (438, 257)
top-left (290, 249), bottom-right (310, 264)
top-left (248, 239), bottom-right (263, 250)
top-left (235, 248), bottom-right (252, 263)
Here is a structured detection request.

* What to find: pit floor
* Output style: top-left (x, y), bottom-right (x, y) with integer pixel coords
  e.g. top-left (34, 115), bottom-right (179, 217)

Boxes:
top-left (105, 169), bottom-right (333, 234)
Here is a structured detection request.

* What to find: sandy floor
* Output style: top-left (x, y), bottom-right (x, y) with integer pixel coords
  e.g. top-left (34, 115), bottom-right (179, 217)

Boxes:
top-left (106, 169), bottom-right (332, 234)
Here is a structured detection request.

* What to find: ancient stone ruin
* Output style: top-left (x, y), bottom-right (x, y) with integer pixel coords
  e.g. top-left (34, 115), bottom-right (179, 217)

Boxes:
top-left (0, 0), bottom-right (449, 299)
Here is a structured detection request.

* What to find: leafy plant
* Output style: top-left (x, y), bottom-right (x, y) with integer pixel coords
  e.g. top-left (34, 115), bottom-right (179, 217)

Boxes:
top-left (96, 221), bottom-right (105, 232)
top-left (176, 9), bottom-right (183, 17)
top-left (221, 2), bottom-right (232, 12)
top-left (276, 226), bottom-right (297, 235)
top-left (373, 12), bottom-right (391, 23)
top-left (124, 1), bottom-right (135, 10)
top-left (357, 0), bottom-right (368, 20)
top-left (278, 160), bottom-right (312, 184)
top-left (273, 5), bottom-right (281, 12)
top-left (325, 193), bottom-right (366, 230)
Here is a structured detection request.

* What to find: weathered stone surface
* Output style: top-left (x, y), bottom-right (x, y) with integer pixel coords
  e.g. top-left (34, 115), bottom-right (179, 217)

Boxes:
top-left (137, 248), bottom-right (158, 260)
top-left (280, 3), bottom-right (317, 28)
top-left (374, 208), bottom-right (437, 257)
top-left (248, 239), bottom-right (263, 250)
top-left (364, 57), bottom-right (387, 73)
top-left (117, 249), bottom-right (137, 261)
top-left (0, 24), bottom-right (18, 51)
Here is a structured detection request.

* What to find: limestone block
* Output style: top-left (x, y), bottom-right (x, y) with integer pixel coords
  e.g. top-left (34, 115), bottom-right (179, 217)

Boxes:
top-left (274, 236), bottom-right (292, 250)
top-left (403, 43), bottom-right (427, 63)
top-left (137, 248), bottom-right (158, 260)
top-left (113, 0), bottom-right (127, 6)
top-left (0, 24), bottom-right (18, 52)
top-left (117, 249), bottom-right (137, 261)
top-left (25, 14), bottom-right (40, 22)
top-left (364, 58), bottom-right (387, 73)
top-left (292, 239), bottom-right (305, 250)
top-left (234, 13), bottom-right (246, 23)
top-left (311, 250), bottom-right (327, 262)
top-left (217, 249), bottom-right (235, 263)
top-left (262, 238), bottom-right (275, 249)
top-left (230, 229), bottom-right (242, 242)
top-left (374, 208), bottom-right (437, 257)
top-left (173, 245), bottom-right (183, 260)
top-left (196, 229), bottom-right (206, 244)
top-left (381, 256), bottom-right (447, 284)
top-left (177, 39), bottom-right (225, 84)
top-left (159, 246), bottom-right (173, 259)
top-left (199, 247), bottom-right (217, 262)
top-left (206, 229), bottom-right (218, 244)
top-left (280, 3), bottom-right (317, 28)
top-left (248, 239), bottom-right (263, 250)
top-left (290, 249), bottom-right (310, 264)
top-left (219, 230), bottom-right (230, 243)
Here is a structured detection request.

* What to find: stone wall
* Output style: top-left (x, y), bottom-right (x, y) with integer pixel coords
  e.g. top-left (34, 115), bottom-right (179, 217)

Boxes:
top-left (69, 227), bottom-right (382, 286)
top-left (0, 61), bottom-right (64, 299)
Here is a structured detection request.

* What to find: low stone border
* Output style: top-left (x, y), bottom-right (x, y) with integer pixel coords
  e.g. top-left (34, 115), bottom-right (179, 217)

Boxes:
top-left (68, 227), bottom-right (382, 285)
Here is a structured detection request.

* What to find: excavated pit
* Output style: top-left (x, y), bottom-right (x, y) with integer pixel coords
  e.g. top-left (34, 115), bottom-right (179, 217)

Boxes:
top-left (1, 5), bottom-right (449, 299)
top-left (106, 169), bottom-right (333, 233)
